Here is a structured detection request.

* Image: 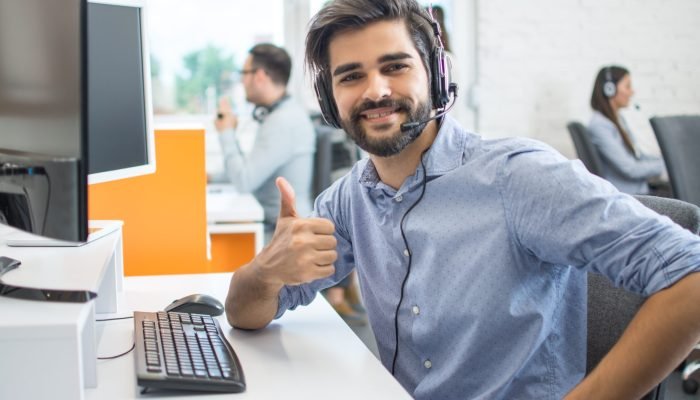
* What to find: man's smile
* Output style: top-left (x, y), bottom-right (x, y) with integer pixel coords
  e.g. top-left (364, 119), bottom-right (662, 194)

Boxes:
top-left (360, 107), bottom-right (401, 123)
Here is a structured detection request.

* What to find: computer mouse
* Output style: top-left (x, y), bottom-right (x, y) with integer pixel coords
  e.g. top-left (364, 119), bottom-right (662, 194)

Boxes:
top-left (0, 256), bottom-right (21, 276)
top-left (164, 293), bottom-right (224, 316)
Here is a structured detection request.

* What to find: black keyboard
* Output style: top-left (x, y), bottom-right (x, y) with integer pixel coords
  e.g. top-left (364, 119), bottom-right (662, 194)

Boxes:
top-left (134, 311), bottom-right (245, 393)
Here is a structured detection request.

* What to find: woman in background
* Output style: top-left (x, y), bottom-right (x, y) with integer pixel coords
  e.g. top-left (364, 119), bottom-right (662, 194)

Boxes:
top-left (588, 65), bottom-right (666, 195)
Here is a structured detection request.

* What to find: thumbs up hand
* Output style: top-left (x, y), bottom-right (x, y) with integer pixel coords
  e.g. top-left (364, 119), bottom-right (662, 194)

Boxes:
top-left (277, 176), bottom-right (298, 219)
top-left (253, 177), bottom-right (337, 288)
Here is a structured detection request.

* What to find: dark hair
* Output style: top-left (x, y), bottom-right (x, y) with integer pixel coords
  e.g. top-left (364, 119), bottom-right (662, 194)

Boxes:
top-left (249, 43), bottom-right (292, 86)
top-left (590, 65), bottom-right (635, 155)
top-left (305, 0), bottom-right (436, 97)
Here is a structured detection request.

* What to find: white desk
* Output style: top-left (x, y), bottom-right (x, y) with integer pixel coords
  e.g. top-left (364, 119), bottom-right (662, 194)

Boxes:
top-left (206, 184), bottom-right (265, 254)
top-left (0, 222), bottom-right (124, 400)
top-left (87, 273), bottom-right (410, 399)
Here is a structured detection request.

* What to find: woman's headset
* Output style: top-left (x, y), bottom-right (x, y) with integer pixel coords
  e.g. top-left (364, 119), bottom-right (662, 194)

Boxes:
top-left (603, 66), bottom-right (617, 98)
top-left (313, 8), bottom-right (454, 129)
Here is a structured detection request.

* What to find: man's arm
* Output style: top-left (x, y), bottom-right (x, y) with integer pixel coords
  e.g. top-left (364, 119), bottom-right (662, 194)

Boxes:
top-left (225, 177), bottom-right (337, 329)
top-left (566, 272), bottom-right (700, 399)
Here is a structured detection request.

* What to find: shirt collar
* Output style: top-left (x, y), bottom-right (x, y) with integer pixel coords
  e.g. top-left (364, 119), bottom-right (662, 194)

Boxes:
top-left (358, 116), bottom-right (468, 191)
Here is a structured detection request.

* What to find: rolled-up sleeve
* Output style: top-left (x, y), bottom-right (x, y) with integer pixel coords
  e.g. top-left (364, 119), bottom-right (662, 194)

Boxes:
top-left (499, 145), bottom-right (700, 296)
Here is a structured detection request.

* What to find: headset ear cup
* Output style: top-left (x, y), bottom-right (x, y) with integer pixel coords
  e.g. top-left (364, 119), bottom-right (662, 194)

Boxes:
top-left (252, 105), bottom-right (268, 122)
top-left (430, 46), bottom-right (450, 109)
top-left (314, 75), bottom-right (342, 128)
top-left (603, 67), bottom-right (617, 98)
top-left (603, 81), bottom-right (617, 98)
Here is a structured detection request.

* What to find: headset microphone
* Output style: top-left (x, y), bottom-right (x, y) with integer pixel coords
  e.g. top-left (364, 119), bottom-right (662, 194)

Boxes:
top-left (400, 107), bottom-right (447, 133)
top-left (400, 83), bottom-right (458, 133)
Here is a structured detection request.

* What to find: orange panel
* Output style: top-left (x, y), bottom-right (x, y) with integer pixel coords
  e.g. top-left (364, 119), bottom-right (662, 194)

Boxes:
top-left (88, 129), bottom-right (208, 276)
top-left (207, 233), bottom-right (255, 273)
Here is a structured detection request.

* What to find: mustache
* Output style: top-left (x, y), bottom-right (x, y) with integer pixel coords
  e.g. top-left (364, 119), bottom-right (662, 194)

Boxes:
top-left (350, 98), bottom-right (413, 122)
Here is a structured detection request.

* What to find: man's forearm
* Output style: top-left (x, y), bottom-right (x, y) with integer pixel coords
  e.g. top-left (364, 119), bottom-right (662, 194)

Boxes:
top-left (225, 261), bottom-right (284, 330)
top-left (567, 272), bottom-right (700, 399)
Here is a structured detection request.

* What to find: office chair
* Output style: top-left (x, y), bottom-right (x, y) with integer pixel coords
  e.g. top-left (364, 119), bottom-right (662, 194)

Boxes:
top-left (650, 115), bottom-right (700, 207)
top-left (586, 195), bottom-right (700, 400)
top-left (567, 122), bottom-right (604, 177)
top-left (310, 112), bottom-right (363, 198)
top-left (313, 124), bottom-right (334, 198)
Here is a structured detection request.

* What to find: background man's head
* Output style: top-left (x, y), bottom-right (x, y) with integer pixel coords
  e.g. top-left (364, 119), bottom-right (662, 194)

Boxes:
top-left (242, 43), bottom-right (291, 105)
top-left (305, 0), bottom-right (439, 157)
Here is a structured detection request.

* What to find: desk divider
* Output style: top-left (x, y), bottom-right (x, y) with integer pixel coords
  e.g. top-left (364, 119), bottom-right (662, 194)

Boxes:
top-left (88, 129), bottom-right (254, 276)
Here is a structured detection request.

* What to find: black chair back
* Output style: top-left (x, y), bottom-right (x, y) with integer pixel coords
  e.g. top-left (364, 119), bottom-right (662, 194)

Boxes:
top-left (313, 125), bottom-right (334, 198)
top-left (586, 195), bottom-right (700, 400)
top-left (567, 122), bottom-right (604, 177)
top-left (650, 115), bottom-right (700, 207)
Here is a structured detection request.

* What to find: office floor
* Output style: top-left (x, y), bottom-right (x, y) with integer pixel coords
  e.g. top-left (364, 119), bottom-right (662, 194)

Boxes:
top-left (341, 313), bottom-right (699, 399)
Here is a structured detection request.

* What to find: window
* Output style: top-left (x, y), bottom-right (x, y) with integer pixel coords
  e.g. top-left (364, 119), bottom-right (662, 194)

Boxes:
top-left (147, 0), bottom-right (284, 116)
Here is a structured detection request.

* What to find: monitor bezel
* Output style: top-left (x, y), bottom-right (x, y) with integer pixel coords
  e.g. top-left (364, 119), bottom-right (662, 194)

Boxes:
top-left (86, 0), bottom-right (156, 185)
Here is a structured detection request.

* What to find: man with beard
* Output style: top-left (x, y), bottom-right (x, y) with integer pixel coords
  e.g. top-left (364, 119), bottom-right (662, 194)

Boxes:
top-left (224, 1), bottom-right (700, 399)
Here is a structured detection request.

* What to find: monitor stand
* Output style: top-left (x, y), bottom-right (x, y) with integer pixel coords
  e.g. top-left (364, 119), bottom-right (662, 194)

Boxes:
top-left (0, 255), bottom-right (98, 302)
top-left (0, 220), bottom-right (123, 304)
top-left (5, 220), bottom-right (121, 247)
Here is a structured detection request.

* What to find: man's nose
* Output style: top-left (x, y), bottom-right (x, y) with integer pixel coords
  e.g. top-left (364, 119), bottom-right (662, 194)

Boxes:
top-left (362, 72), bottom-right (391, 102)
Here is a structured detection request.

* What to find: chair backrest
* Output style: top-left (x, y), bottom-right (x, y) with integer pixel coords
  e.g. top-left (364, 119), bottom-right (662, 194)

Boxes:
top-left (586, 195), bottom-right (700, 400)
top-left (313, 124), bottom-right (334, 199)
top-left (650, 115), bottom-right (700, 207)
top-left (567, 121), bottom-right (604, 177)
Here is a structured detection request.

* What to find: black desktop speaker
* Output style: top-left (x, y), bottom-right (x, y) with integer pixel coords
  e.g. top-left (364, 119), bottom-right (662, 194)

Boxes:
top-left (314, 9), bottom-right (453, 128)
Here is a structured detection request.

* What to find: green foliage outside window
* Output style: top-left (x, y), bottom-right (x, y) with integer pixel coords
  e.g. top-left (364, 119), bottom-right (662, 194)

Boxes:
top-left (175, 44), bottom-right (235, 113)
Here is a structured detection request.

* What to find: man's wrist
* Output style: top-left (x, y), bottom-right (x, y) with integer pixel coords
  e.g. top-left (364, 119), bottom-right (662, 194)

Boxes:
top-left (250, 258), bottom-right (285, 294)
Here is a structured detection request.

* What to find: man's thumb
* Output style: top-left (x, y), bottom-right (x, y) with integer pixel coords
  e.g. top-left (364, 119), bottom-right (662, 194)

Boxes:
top-left (276, 177), bottom-right (298, 218)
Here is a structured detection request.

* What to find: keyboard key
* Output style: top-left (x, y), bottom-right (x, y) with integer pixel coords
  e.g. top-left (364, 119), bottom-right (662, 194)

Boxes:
top-left (194, 369), bottom-right (208, 378)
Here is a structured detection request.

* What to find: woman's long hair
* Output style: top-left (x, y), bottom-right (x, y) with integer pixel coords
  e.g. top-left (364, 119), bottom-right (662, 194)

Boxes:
top-left (590, 65), bottom-right (637, 156)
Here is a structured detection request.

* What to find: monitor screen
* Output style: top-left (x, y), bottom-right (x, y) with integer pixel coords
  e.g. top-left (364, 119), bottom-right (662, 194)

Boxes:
top-left (0, 0), bottom-right (88, 243)
top-left (87, 0), bottom-right (155, 184)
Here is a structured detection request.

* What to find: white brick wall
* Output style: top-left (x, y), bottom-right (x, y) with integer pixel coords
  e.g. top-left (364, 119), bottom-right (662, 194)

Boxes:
top-left (473, 0), bottom-right (700, 158)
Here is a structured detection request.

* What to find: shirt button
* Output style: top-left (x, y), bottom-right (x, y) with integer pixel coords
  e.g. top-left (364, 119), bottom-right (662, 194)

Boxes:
top-left (395, 195), bottom-right (403, 202)
top-left (403, 249), bottom-right (410, 257)
top-left (424, 359), bottom-right (432, 369)
top-left (412, 306), bottom-right (420, 315)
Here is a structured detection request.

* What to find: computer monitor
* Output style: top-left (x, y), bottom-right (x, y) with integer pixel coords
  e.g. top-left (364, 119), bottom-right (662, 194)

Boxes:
top-left (0, 0), bottom-right (89, 243)
top-left (87, 0), bottom-right (155, 184)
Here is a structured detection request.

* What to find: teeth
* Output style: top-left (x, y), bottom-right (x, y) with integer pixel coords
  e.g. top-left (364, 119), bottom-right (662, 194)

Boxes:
top-left (366, 110), bottom-right (393, 119)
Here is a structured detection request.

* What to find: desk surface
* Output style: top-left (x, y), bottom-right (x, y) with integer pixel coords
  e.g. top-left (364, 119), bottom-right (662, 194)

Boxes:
top-left (207, 184), bottom-right (264, 223)
top-left (88, 273), bottom-right (410, 399)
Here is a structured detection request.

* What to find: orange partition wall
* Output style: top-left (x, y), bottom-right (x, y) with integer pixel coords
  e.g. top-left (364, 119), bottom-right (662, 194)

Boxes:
top-left (208, 233), bottom-right (256, 273)
top-left (88, 129), bottom-right (208, 276)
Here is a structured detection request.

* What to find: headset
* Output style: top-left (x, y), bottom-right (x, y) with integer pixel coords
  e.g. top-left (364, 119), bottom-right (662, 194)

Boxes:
top-left (603, 66), bottom-right (617, 98)
top-left (313, 7), bottom-right (456, 129)
top-left (252, 94), bottom-right (289, 122)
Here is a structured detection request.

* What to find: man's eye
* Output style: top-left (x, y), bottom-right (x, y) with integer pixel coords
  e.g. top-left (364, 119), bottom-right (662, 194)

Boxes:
top-left (340, 73), bottom-right (362, 83)
top-left (386, 63), bottom-right (408, 72)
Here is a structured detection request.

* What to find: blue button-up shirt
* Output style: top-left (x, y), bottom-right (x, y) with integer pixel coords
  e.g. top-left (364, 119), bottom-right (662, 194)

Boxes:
top-left (275, 116), bottom-right (700, 399)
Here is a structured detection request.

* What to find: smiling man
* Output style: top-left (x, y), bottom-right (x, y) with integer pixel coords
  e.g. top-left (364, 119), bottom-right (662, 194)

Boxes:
top-left (225, 1), bottom-right (700, 399)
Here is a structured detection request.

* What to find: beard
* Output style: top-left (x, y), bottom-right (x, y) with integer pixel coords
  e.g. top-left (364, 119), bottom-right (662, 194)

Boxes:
top-left (340, 97), bottom-right (432, 157)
